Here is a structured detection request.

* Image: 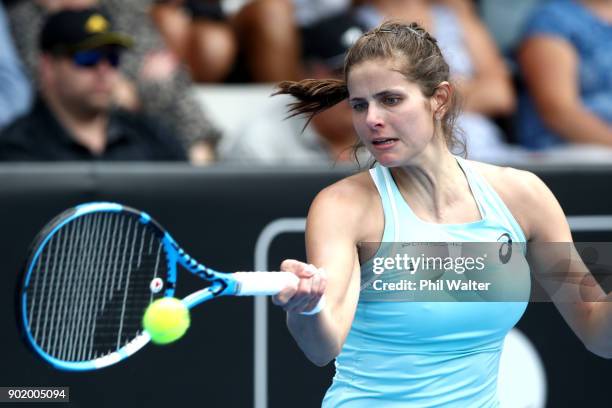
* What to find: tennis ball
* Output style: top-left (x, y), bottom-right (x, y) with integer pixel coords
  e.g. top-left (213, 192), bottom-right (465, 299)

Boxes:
top-left (143, 297), bottom-right (190, 345)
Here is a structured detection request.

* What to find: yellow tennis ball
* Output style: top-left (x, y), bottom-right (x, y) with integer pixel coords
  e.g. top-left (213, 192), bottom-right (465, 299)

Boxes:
top-left (143, 297), bottom-right (190, 345)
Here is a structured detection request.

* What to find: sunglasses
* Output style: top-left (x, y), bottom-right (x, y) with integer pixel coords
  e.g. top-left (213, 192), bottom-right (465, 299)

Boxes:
top-left (72, 49), bottom-right (121, 68)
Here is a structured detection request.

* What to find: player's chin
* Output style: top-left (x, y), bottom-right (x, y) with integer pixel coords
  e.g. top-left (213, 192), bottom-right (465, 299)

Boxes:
top-left (371, 152), bottom-right (404, 168)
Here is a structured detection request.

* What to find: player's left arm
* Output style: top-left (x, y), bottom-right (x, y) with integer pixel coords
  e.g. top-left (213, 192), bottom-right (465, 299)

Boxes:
top-left (520, 171), bottom-right (612, 358)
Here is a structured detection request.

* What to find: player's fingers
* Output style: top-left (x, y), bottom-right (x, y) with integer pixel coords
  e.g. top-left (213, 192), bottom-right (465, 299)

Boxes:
top-left (272, 284), bottom-right (298, 306)
top-left (303, 281), bottom-right (321, 312)
top-left (303, 269), bottom-right (326, 311)
top-left (285, 275), bottom-right (313, 312)
top-left (280, 259), bottom-right (306, 274)
top-left (285, 294), bottom-right (311, 312)
top-left (295, 264), bottom-right (318, 279)
top-left (273, 261), bottom-right (306, 306)
top-left (280, 259), bottom-right (316, 279)
top-left (318, 268), bottom-right (328, 296)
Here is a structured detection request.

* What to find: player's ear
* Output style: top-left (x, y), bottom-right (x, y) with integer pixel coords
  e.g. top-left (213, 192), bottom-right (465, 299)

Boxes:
top-left (430, 81), bottom-right (452, 120)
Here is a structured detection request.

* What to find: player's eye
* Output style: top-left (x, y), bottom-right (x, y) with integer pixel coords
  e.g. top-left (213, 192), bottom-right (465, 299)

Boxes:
top-left (383, 96), bottom-right (402, 106)
top-left (351, 102), bottom-right (367, 112)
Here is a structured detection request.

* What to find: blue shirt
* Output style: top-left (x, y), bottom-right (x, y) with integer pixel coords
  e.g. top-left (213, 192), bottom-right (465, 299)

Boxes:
top-left (518, 0), bottom-right (612, 149)
top-left (0, 3), bottom-right (31, 129)
top-left (322, 158), bottom-right (530, 407)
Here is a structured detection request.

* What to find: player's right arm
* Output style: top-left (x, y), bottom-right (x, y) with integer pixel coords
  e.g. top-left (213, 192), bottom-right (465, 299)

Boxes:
top-left (273, 177), bottom-right (368, 366)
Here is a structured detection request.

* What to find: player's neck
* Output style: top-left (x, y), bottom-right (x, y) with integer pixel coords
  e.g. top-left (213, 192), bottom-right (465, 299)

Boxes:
top-left (391, 149), bottom-right (468, 216)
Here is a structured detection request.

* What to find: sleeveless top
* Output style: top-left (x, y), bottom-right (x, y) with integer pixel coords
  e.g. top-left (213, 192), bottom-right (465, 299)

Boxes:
top-left (322, 157), bottom-right (530, 407)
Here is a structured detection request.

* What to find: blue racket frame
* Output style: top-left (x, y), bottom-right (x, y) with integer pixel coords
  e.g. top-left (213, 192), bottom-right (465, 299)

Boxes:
top-left (21, 202), bottom-right (243, 371)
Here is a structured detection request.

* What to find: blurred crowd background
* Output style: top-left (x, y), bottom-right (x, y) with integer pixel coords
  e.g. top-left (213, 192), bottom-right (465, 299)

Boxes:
top-left (0, 0), bottom-right (611, 167)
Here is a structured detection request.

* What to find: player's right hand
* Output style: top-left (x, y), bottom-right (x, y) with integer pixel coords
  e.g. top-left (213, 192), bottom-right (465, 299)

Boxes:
top-left (272, 259), bottom-right (327, 314)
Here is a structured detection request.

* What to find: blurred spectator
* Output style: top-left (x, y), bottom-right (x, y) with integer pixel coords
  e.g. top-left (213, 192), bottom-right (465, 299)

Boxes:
top-left (0, 2), bottom-right (31, 129)
top-left (293, 0), bottom-right (350, 27)
top-left (151, 0), bottom-right (301, 82)
top-left (517, 0), bottom-right (612, 149)
top-left (0, 8), bottom-right (186, 161)
top-left (479, 0), bottom-right (543, 64)
top-left (6, 0), bottom-right (220, 164)
top-left (346, 0), bottom-right (516, 160)
top-left (220, 13), bottom-right (369, 166)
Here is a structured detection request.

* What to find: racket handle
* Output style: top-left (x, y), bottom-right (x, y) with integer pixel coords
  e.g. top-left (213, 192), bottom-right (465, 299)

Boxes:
top-left (233, 271), bottom-right (299, 296)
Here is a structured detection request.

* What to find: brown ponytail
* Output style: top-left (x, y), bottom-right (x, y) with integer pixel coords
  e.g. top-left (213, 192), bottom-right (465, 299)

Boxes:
top-left (274, 20), bottom-right (466, 155)
top-left (274, 78), bottom-right (349, 128)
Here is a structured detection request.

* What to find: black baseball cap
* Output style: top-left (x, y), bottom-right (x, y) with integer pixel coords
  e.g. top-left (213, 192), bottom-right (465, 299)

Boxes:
top-left (39, 8), bottom-right (133, 54)
top-left (302, 12), bottom-right (366, 69)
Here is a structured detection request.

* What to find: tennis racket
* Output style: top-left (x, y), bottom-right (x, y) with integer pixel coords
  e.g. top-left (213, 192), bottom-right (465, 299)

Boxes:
top-left (19, 202), bottom-right (299, 371)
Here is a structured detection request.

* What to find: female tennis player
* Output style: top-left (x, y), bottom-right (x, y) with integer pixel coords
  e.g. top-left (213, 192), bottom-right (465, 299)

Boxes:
top-left (271, 21), bottom-right (612, 407)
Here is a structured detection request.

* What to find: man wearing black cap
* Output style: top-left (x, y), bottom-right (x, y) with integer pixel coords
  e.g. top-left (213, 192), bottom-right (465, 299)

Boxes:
top-left (0, 8), bottom-right (186, 161)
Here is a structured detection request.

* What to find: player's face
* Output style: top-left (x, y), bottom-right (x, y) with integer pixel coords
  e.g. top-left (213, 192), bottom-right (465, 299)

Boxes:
top-left (347, 58), bottom-right (438, 167)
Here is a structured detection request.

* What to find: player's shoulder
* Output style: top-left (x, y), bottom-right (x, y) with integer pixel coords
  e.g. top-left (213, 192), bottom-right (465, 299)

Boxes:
top-left (468, 159), bottom-right (544, 198)
top-left (307, 170), bottom-right (381, 241)
top-left (468, 160), bottom-right (553, 238)
top-left (309, 171), bottom-right (378, 218)
top-left (316, 170), bottom-right (376, 202)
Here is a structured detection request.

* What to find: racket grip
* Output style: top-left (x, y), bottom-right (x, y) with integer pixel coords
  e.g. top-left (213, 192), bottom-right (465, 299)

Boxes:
top-left (233, 271), bottom-right (299, 296)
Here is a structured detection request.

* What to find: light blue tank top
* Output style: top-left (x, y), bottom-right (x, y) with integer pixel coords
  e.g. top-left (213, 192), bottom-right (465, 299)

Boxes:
top-left (322, 157), bottom-right (530, 407)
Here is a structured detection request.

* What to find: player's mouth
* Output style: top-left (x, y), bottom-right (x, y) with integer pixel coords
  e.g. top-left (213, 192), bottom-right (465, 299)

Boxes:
top-left (371, 138), bottom-right (398, 149)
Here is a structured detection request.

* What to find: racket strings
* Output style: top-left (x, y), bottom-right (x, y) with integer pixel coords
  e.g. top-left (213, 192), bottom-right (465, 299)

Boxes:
top-left (25, 212), bottom-right (166, 362)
